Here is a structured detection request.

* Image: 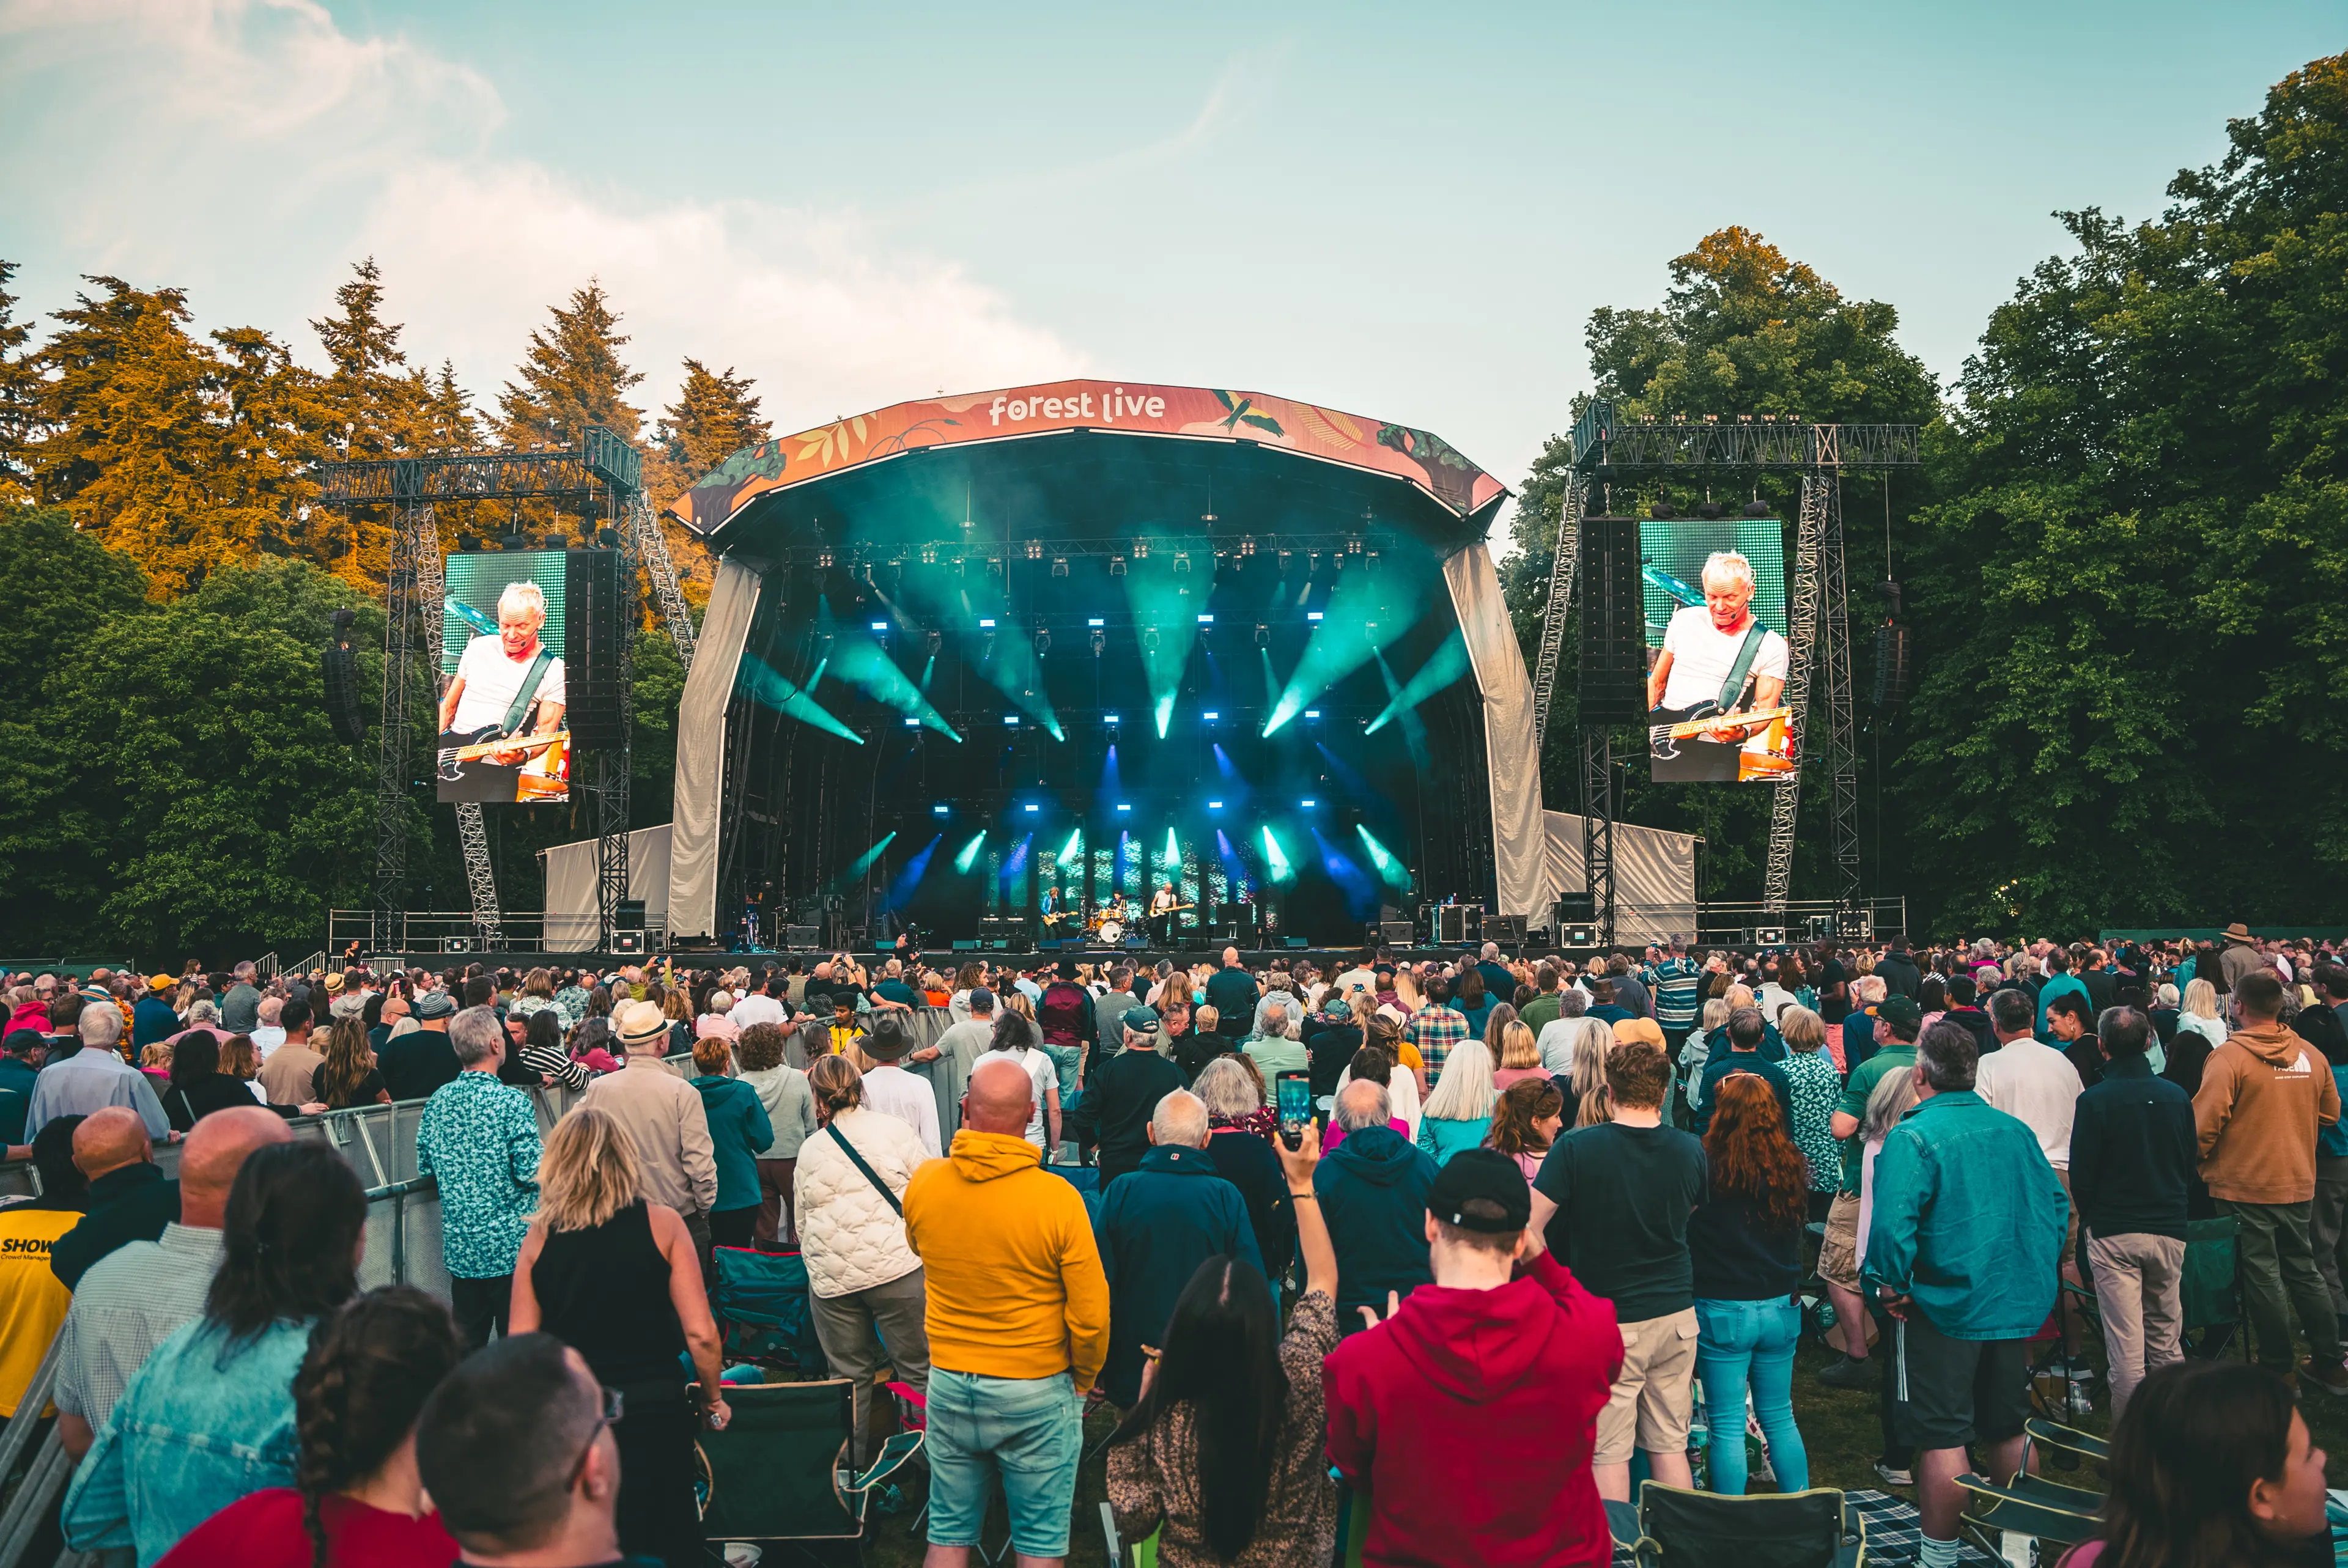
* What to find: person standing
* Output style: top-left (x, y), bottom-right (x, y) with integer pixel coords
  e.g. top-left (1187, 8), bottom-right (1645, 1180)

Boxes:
top-left (415, 1008), bottom-right (544, 1352)
top-left (686, 1034), bottom-right (773, 1252)
top-left (903, 1058), bottom-right (1109, 1567)
top-left (1652, 942), bottom-right (1702, 1059)
top-left (921, 985), bottom-right (998, 1142)
top-left (794, 1056), bottom-right (931, 1467)
top-left (413, 1337), bottom-right (631, 1568)
top-left (1814, 995), bottom-right (1924, 1389)
top-left (855, 1016), bottom-right (942, 1158)
top-left (378, 992), bottom-right (462, 1103)
top-left (509, 1107), bottom-right (731, 1568)
top-left (1093, 1089), bottom-right (1264, 1409)
top-left (26, 1003), bottom-right (169, 1142)
top-left (254, 1000), bottom-right (323, 1106)
top-left (2192, 970), bottom-right (2348, 1389)
top-left (1403, 975), bottom-right (1470, 1083)
top-left (131, 976), bottom-right (180, 1053)
top-left (734, 1022), bottom-right (816, 1250)
top-left (0, 1120), bottom-right (86, 1421)
top-left (1205, 949), bottom-right (1260, 1042)
top-left (51, 1106), bottom-right (180, 1289)
top-left (1072, 1006), bottom-right (1187, 1193)
top-left (2069, 1006), bottom-right (2196, 1417)
top-left (1316, 1079), bottom-right (1439, 1333)
top-left (1974, 984), bottom-right (2089, 1365)
top-left (1864, 1023), bottom-right (2069, 1568)
top-left (1529, 1037), bottom-right (1707, 1501)
top-left (579, 1001), bottom-right (718, 1262)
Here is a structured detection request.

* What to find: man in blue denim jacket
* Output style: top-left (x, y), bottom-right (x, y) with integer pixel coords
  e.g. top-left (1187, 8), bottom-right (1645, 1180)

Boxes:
top-left (1864, 1021), bottom-right (2068, 1568)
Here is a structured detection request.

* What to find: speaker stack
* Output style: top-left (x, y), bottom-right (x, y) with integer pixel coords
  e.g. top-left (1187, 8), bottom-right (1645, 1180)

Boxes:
top-left (564, 548), bottom-right (629, 749)
top-left (1577, 516), bottom-right (1645, 724)
top-left (322, 608), bottom-right (366, 743)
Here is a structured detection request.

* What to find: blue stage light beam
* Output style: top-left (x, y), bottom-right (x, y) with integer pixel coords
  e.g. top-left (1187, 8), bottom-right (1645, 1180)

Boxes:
top-left (1365, 630), bottom-right (1472, 735)
top-left (1355, 823), bottom-right (1416, 891)
top-left (1002, 834), bottom-right (1031, 882)
top-left (953, 831), bottom-right (987, 874)
top-left (884, 834), bottom-right (942, 907)
top-left (1312, 828), bottom-right (1379, 918)
top-left (1260, 825), bottom-right (1294, 882)
top-left (739, 655), bottom-right (862, 744)
top-left (1265, 564), bottom-right (1430, 734)
top-left (1100, 743), bottom-right (1123, 801)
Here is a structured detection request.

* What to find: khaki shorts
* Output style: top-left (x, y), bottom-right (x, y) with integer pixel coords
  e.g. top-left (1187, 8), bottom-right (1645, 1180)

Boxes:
top-left (1593, 1308), bottom-right (1699, 1467)
top-left (1818, 1190), bottom-right (1863, 1292)
top-left (2054, 1168), bottom-right (2081, 1270)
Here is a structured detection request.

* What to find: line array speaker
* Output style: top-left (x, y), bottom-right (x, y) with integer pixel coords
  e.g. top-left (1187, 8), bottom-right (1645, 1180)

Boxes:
top-left (1872, 623), bottom-right (1912, 709)
top-left (564, 548), bottom-right (629, 749)
top-left (1577, 515), bottom-right (1645, 724)
top-left (322, 644), bottom-right (366, 743)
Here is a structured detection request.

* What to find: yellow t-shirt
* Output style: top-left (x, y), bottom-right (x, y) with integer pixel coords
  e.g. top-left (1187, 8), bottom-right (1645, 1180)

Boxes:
top-left (0, 1207), bottom-right (78, 1416)
top-left (1395, 1040), bottom-right (1425, 1073)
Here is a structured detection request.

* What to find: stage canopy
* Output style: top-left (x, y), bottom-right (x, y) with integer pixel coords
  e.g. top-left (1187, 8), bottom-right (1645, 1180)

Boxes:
top-left (661, 378), bottom-right (1549, 948)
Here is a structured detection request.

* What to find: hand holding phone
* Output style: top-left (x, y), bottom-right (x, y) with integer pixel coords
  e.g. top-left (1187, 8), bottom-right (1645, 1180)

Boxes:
top-left (1275, 1069), bottom-right (1313, 1151)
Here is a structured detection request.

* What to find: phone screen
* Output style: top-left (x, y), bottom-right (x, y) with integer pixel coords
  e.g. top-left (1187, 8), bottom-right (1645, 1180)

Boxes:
top-left (1276, 1071), bottom-right (1312, 1147)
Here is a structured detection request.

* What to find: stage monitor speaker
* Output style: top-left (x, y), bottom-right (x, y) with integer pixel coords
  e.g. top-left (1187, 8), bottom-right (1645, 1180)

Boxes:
top-left (1563, 924), bottom-right (1598, 946)
top-left (616, 899), bottom-right (646, 932)
top-left (564, 548), bottom-right (629, 749)
top-left (1286, 937), bottom-right (1310, 949)
top-left (1554, 892), bottom-right (1597, 924)
top-left (783, 924), bottom-right (822, 949)
top-left (951, 940), bottom-right (978, 951)
top-left (611, 931), bottom-right (647, 955)
top-left (322, 642), bottom-right (366, 744)
top-left (1376, 920), bottom-right (1415, 946)
top-left (1485, 914), bottom-right (1526, 943)
top-left (1872, 622), bottom-right (1912, 709)
top-left (1578, 515), bottom-right (1646, 725)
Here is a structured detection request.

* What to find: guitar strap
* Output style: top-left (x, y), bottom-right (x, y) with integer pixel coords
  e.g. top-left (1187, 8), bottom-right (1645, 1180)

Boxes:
top-left (500, 647), bottom-right (557, 736)
top-left (1716, 622), bottom-right (1769, 713)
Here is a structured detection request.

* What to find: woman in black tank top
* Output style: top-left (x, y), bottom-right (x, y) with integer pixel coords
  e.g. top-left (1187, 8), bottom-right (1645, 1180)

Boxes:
top-left (512, 1106), bottom-right (731, 1568)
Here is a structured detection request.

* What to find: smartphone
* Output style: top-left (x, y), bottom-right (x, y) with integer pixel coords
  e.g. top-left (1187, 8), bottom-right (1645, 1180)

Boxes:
top-left (1275, 1070), bottom-right (1313, 1150)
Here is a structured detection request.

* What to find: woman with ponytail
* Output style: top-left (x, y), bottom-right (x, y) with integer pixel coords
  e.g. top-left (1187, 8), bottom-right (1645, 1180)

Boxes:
top-left (154, 1287), bottom-right (462, 1567)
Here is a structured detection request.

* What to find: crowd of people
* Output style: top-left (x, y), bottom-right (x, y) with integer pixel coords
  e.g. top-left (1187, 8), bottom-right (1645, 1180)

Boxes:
top-left (0, 923), bottom-right (2336, 1567)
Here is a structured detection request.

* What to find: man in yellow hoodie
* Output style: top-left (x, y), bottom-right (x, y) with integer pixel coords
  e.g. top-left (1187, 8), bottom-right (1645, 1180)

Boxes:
top-left (2195, 970), bottom-right (2348, 1391)
top-left (904, 1057), bottom-right (1108, 1567)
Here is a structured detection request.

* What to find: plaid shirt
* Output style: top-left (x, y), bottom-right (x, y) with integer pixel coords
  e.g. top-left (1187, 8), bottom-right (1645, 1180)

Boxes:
top-left (1405, 1003), bottom-right (1470, 1078)
top-left (53, 1221), bottom-right (222, 1430)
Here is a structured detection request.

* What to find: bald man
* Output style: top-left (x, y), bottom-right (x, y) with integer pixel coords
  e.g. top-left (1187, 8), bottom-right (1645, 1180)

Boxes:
top-left (50, 1106), bottom-right (182, 1290)
top-left (54, 1106), bottom-right (291, 1458)
top-left (904, 1056), bottom-right (1108, 1566)
top-left (1205, 947), bottom-right (1260, 1043)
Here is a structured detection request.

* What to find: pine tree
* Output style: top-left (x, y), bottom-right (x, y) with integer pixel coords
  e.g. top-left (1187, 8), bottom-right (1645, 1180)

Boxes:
top-left (311, 257), bottom-right (423, 459)
top-left (423, 359), bottom-right (479, 449)
top-left (497, 281), bottom-right (644, 447)
top-left (659, 359), bottom-right (769, 479)
top-left (0, 261), bottom-right (38, 506)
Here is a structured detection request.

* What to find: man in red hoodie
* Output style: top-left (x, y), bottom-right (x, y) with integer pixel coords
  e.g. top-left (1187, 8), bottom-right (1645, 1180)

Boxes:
top-left (1324, 1147), bottom-right (1622, 1566)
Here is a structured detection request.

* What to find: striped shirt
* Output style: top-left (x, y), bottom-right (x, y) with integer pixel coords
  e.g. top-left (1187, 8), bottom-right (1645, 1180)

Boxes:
top-left (52, 1223), bottom-right (223, 1431)
top-left (1652, 957), bottom-right (1703, 1030)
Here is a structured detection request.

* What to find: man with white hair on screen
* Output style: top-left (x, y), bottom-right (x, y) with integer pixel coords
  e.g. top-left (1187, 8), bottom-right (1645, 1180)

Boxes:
top-left (437, 578), bottom-right (568, 797)
top-left (1645, 549), bottom-right (1790, 782)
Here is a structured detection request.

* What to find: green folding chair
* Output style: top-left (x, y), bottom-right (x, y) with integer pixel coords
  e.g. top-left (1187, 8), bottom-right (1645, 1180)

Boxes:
top-left (1623, 1482), bottom-right (1865, 1568)
top-left (695, 1379), bottom-right (922, 1567)
top-left (1957, 1469), bottom-right (2103, 1558)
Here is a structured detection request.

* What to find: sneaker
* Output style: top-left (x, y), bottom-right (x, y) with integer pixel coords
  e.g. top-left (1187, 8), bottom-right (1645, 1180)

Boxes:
top-left (2300, 1357), bottom-right (2348, 1397)
top-left (1815, 1355), bottom-right (1874, 1390)
top-left (1872, 1460), bottom-right (1914, 1487)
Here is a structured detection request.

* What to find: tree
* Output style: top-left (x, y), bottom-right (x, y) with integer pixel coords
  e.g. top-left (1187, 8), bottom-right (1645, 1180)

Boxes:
top-left (0, 262), bottom-right (35, 506)
top-left (497, 281), bottom-right (644, 448)
top-left (311, 258), bottom-right (423, 460)
top-left (1902, 53), bottom-right (2348, 934)
top-left (646, 357), bottom-right (765, 605)
top-left (1500, 229), bottom-right (1939, 900)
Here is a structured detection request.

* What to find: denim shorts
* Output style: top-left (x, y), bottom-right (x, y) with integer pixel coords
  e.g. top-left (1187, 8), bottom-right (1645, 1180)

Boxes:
top-left (923, 1368), bottom-right (1083, 1557)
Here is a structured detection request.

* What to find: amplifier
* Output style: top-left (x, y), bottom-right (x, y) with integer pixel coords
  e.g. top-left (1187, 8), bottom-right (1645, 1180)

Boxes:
top-left (1376, 920), bottom-right (1416, 945)
top-left (1484, 914), bottom-right (1527, 943)
top-left (1750, 926), bottom-right (1788, 947)
top-left (782, 924), bottom-right (822, 949)
top-left (1554, 892), bottom-right (1597, 924)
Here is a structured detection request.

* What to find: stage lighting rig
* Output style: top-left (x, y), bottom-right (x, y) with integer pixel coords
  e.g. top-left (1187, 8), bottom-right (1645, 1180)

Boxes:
top-left (1109, 556), bottom-right (1128, 576)
top-left (1255, 624), bottom-right (1270, 648)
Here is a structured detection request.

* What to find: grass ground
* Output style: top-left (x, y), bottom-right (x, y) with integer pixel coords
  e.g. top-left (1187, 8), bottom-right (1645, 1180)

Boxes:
top-left (841, 1318), bottom-right (2348, 1566)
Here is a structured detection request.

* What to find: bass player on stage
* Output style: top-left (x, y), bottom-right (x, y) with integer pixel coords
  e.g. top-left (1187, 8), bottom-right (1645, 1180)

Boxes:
top-left (1645, 550), bottom-right (1789, 784)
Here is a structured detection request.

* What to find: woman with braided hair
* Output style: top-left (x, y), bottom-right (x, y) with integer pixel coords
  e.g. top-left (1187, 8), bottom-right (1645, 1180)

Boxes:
top-left (154, 1287), bottom-right (462, 1567)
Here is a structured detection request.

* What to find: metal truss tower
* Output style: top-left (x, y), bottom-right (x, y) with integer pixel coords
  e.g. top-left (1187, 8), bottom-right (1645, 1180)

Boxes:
top-left (1530, 402), bottom-right (1915, 940)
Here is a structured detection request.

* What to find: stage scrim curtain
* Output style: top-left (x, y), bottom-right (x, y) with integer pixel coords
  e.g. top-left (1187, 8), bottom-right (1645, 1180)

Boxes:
top-left (668, 558), bottom-right (762, 941)
top-left (1441, 545), bottom-right (1545, 921)
top-left (541, 825), bottom-right (675, 952)
top-left (1542, 810), bottom-right (1699, 945)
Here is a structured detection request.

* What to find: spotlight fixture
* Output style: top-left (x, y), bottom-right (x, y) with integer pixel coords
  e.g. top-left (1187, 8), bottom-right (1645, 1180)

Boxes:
top-left (1022, 802), bottom-right (1039, 813)
top-left (1087, 617), bottom-right (1105, 627)
top-left (920, 543), bottom-right (938, 564)
top-left (926, 630), bottom-right (942, 655)
top-left (1090, 628), bottom-right (1106, 656)
top-left (869, 620), bottom-right (888, 632)
top-left (1103, 713), bottom-right (1120, 726)
top-left (1299, 798), bottom-right (1316, 808)
top-left (1050, 556), bottom-right (1069, 577)
top-left (1305, 709), bottom-right (1321, 720)
top-left (1003, 715), bottom-right (1019, 726)
top-left (1173, 553), bottom-right (1192, 575)
top-left (1203, 710), bottom-right (1219, 722)
top-left (978, 617), bottom-right (996, 628)
top-left (1116, 803), bottom-right (1131, 813)
top-left (1133, 539), bottom-right (1150, 559)
top-left (1109, 556), bottom-right (1127, 576)
top-left (1033, 627), bottom-right (1050, 656)
top-left (904, 717), bottom-right (920, 727)
top-left (1142, 627), bottom-right (1161, 652)
top-left (932, 803), bottom-right (950, 816)
top-left (1208, 800), bottom-right (1224, 810)
top-left (1024, 540), bottom-right (1043, 561)
top-left (1307, 610), bottom-right (1324, 622)
top-left (1197, 613), bottom-right (1214, 625)
top-left (1254, 624), bottom-right (1269, 648)
top-left (817, 549), bottom-right (834, 568)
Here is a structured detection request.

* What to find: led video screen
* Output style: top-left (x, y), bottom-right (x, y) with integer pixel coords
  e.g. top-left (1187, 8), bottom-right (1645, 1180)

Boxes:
top-left (436, 550), bottom-right (572, 804)
top-left (1641, 518), bottom-right (1793, 784)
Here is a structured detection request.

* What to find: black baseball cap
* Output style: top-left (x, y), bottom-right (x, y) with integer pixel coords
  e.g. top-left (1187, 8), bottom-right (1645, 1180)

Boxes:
top-left (1425, 1148), bottom-right (1532, 1235)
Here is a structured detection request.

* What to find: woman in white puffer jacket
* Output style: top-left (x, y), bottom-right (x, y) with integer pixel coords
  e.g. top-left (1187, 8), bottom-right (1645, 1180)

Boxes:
top-left (793, 1053), bottom-right (934, 1463)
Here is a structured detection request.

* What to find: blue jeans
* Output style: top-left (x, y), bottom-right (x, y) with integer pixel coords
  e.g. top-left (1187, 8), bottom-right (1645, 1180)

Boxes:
top-left (1694, 1296), bottom-right (1808, 1496)
top-left (923, 1368), bottom-right (1083, 1557)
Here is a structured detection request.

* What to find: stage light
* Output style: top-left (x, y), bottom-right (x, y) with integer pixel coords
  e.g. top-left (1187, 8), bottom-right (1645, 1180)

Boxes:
top-left (1091, 628), bottom-right (1105, 655)
top-left (1197, 613), bottom-right (1214, 624)
top-left (1050, 556), bottom-right (1069, 576)
top-left (1033, 628), bottom-right (1050, 656)
top-left (1261, 826), bottom-right (1294, 882)
top-left (926, 630), bottom-right (942, 655)
top-left (1116, 803), bottom-right (1131, 812)
top-left (1300, 798), bottom-right (1316, 808)
top-left (1003, 715), bottom-right (1019, 726)
top-left (1307, 611), bottom-right (1324, 621)
top-left (1356, 823), bottom-right (1414, 889)
top-left (1141, 627), bottom-right (1161, 651)
top-left (953, 832), bottom-right (987, 873)
top-left (1154, 694), bottom-right (1175, 737)
top-left (1208, 800), bottom-right (1224, 811)
top-left (1060, 827), bottom-right (1082, 861)
top-left (1110, 557), bottom-right (1127, 576)
top-left (869, 620), bottom-right (888, 631)
top-left (932, 803), bottom-right (950, 816)
top-left (979, 617), bottom-right (996, 628)
top-left (1175, 553), bottom-right (1192, 575)
top-left (1163, 827), bottom-right (1179, 863)
top-left (1023, 803), bottom-right (1039, 813)
top-left (1203, 710), bottom-right (1219, 722)
top-left (1103, 712), bottom-right (1119, 725)
top-left (1087, 617), bottom-right (1104, 627)
top-left (1305, 709), bottom-right (1321, 720)
top-left (904, 716), bottom-right (920, 727)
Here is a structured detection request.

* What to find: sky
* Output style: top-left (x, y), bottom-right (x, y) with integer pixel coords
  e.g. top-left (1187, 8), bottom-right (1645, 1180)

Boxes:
top-left (1, 0), bottom-right (2337, 547)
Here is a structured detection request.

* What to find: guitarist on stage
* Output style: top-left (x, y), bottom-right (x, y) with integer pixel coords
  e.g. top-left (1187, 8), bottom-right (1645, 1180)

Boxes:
top-left (437, 580), bottom-right (568, 803)
top-left (1645, 550), bottom-right (1789, 783)
top-left (1149, 880), bottom-right (1183, 946)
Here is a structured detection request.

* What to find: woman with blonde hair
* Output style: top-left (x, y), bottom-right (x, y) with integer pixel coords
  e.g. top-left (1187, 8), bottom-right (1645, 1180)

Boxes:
top-left (1483, 1018), bottom-right (1535, 1090)
top-left (511, 1106), bottom-right (730, 1568)
top-left (2180, 978), bottom-right (2228, 1048)
top-left (512, 966), bottom-right (559, 1022)
top-left (1416, 1038), bottom-right (1497, 1166)
top-left (1567, 1018), bottom-right (1615, 1128)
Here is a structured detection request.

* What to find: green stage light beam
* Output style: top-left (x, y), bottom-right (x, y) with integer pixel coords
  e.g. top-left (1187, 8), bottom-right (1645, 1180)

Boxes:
top-left (920, 654), bottom-right (936, 690)
top-left (818, 598), bottom-right (963, 740)
top-left (1261, 825), bottom-right (1294, 883)
top-left (1356, 823), bottom-right (1414, 890)
top-left (1121, 542), bottom-right (1201, 738)
top-left (830, 830), bottom-right (899, 889)
top-left (1266, 564), bottom-right (1430, 735)
top-left (739, 655), bottom-right (862, 745)
top-left (1163, 826), bottom-right (1179, 866)
top-left (1365, 630), bottom-right (1472, 735)
top-left (1060, 826), bottom-right (1083, 863)
top-left (1154, 693), bottom-right (1176, 738)
top-left (1368, 650), bottom-right (1429, 768)
top-left (953, 831), bottom-right (988, 874)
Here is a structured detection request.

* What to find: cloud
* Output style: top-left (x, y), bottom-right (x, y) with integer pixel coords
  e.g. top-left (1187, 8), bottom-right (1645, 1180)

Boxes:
top-left (0, 0), bottom-right (1080, 429)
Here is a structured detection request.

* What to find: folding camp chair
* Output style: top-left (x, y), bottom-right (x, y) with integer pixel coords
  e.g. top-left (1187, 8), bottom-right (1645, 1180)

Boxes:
top-left (2180, 1212), bottom-right (2243, 1360)
top-left (886, 1379), bottom-right (1016, 1566)
top-left (1621, 1482), bottom-right (1866, 1568)
top-left (711, 1245), bottom-right (825, 1372)
top-left (1957, 1469), bottom-right (2102, 1559)
top-left (696, 1379), bottom-right (922, 1567)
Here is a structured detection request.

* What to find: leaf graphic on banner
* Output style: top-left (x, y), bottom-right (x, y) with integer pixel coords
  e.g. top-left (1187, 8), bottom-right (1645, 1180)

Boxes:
top-left (1290, 403), bottom-right (1360, 453)
top-left (1238, 413), bottom-right (1285, 435)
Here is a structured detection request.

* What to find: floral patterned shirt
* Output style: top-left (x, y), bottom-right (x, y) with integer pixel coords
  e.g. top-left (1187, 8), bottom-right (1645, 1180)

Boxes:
top-left (1781, 1048), bottom-right (1844, 1192)
top-left (416, 1070), bottom-right (542, 1279)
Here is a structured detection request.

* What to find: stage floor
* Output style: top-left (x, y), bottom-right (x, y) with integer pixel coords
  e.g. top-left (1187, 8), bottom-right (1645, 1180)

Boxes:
top-left (374, 943), bottom-right (1568, 973)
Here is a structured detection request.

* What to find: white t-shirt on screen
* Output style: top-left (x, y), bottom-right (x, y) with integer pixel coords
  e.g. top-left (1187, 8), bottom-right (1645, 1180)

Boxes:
top-left (450, 633), bottom-right (566, 734)
top-left (1658, 606), bottom-right (1789, 751)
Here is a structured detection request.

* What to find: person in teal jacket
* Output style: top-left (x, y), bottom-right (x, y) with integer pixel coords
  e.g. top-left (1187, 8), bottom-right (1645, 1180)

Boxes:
top-left (1416, 1039), bottom-right (1497, 1168)
top-left (1863, 1020), bottom-right (2067, 1568)
top-left (690, 1034), bottom-right (773, 1253)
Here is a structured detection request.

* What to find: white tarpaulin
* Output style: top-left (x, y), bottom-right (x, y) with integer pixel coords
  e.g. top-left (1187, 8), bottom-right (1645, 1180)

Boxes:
top-left (666, 557), bottom-right (762, 941)
top-left (1441, 544), bottom-right (1545, 920)
top-left (1543, 810), bottom-right (1699, 945)
top-left (541, 825), bottom-right (674, 952)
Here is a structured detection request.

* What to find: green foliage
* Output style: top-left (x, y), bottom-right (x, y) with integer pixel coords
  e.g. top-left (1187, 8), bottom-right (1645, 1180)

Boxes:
top-left (658, 359), bottom-right (769, 480)
top-left (1901, 54), bottom-right (2348, 935)
top-left (497, 281), bottom-right (645, 448)
top-left (1501, 227), bottom-right (1939, 900)
top-left (0, 262), bottom-right (34, 507)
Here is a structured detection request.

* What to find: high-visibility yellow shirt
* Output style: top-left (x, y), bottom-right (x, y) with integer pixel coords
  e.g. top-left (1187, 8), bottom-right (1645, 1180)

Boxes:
top-left (0, 1207), bottom-right (78, 1417)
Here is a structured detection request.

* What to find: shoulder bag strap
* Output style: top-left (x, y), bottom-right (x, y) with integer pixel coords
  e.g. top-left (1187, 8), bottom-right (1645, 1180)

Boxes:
top-left (500, 646), bottom-right (558, 735)
top-left (827, 1124), bottom-right (903, 1216)
top-left (1716, 620), bottom-right (1770, 712)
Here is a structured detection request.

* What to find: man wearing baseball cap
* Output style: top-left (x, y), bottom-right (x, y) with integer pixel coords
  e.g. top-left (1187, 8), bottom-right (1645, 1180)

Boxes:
top-left (130, 977), bottom-right (179, 1053)
top-left (1325, 1147), bottom-right (1620, 1566)
top-left (1066, 1006), bottom-right (1184, 1193)
top-left (378, 988), bottom-right (463, 1103)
